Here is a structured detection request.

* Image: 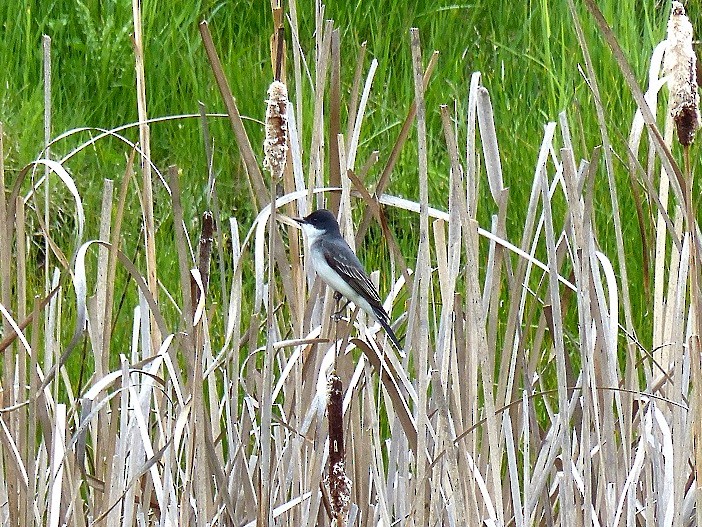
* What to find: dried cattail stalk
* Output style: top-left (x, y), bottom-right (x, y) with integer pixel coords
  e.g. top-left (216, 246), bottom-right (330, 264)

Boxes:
top-left (325, 373), bottom-right (351, 524)
top-left (664, 1), bottom-right (700, 146)
top-left (263, 80), bottom-right (289, 177)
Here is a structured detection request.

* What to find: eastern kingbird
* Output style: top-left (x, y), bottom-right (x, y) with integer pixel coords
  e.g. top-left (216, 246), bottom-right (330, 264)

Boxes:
top-left (294, 209), bottom-right (403, 351)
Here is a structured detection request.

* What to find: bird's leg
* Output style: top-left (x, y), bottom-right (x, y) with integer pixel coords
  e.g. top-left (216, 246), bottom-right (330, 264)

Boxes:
top-left (331, 291), bottom-right (351, 320)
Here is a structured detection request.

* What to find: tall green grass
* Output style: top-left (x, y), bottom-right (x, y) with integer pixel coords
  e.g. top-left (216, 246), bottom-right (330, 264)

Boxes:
top-left (0, 2), bottom-right (675, 229)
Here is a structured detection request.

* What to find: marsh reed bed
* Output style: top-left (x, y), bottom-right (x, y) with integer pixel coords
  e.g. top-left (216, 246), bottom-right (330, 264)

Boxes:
top-left (0, 1), bottom-right (700, 525)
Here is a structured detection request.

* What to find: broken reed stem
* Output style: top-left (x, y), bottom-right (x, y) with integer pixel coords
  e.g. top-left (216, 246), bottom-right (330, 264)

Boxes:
top-left (409, 27), bottom-right (431, 525)
top-left (43, 35), bottom-right (51, 300)
top-left (0, 124), bottom-right (18, 523)
top-left (40, 45), bottom-right (52, 522)
top-left (259, 163), bottom-right (275, 527)
top-left (101, 152), bottom-right (134, 361)
top-left (132, 0), bottom-right (160, 354)
top-left (328, 29), bottom-right (342, 214)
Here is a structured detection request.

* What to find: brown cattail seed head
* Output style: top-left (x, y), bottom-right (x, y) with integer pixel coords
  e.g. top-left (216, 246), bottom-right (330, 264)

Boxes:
top-left (664, 1), bottom-right (700, 146)
top-left (263, 80), bottom-right (289, 176)
top-left (326, 460), bottom-right (352, 521)
top-left (325, 374), bottom-right (351, 522)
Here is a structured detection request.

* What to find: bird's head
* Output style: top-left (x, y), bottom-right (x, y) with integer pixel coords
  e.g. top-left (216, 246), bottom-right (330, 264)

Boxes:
top-left (293, 209), bottom-right (341, 239)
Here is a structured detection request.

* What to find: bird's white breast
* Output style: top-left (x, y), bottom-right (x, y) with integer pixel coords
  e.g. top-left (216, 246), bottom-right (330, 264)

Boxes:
top-left (301, 224), bottom-right (377, 319)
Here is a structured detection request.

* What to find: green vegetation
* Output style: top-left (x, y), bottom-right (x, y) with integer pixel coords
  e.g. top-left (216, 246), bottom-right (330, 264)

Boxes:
top-left (2, 1), bottom-right (691, 338)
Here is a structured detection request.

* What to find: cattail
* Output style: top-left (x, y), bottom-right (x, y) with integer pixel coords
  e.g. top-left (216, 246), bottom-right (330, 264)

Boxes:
top-left (193, 210), bottom-right (214, 309)
top-left (325, 373), bottom-right (351, 524)
top-left (664, 1), bottom-right (700, 146)
top-left (263, 80), bottom-right (289, 177)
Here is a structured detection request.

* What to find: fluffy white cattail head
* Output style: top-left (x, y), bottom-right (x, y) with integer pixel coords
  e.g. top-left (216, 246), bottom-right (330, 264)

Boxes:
top-left (664, 1), bottom-right (700, 146)
top-left (263, 80), bottom-right (289, 176)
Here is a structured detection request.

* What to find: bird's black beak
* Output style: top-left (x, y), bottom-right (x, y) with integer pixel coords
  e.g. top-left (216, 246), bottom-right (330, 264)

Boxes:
top-left (293, 217), bottom-right (306, 225)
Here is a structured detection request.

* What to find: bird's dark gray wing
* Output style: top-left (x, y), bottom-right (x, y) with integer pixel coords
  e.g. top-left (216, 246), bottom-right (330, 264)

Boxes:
top-left (321, 237), bottom-right (403, 350)
top-left (320, 237), bottom-right (384, 310)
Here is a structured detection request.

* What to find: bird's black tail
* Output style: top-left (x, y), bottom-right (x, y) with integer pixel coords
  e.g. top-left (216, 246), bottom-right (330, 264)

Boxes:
top-left (373, 306), bottom-right (403, 352)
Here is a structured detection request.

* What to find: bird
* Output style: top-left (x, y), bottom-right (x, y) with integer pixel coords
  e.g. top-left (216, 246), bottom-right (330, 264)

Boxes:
top-left (294, 209), bottom-right (403, 351)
